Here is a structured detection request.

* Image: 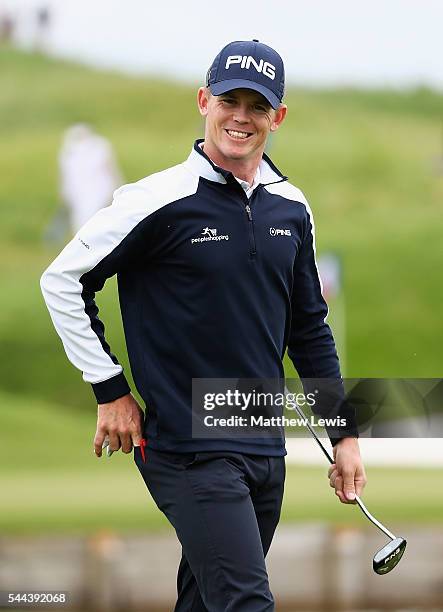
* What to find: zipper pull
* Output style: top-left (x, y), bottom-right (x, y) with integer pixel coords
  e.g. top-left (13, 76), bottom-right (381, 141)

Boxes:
top-left (245, 204), bottom-right (252, 221)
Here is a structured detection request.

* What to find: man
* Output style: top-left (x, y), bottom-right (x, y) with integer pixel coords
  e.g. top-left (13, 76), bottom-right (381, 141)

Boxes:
top-left (41, 40), bottom-right (366, 611)
top-left (58, 123), bottom-right (123, 233)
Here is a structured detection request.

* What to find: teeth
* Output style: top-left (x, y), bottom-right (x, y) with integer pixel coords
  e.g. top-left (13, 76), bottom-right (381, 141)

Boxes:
top-left (227, 130), bottom-right (249, 139)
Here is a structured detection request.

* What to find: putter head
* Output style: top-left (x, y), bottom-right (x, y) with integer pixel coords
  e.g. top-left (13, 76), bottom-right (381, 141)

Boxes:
top-left (373, 537), bottom-right (407, 574)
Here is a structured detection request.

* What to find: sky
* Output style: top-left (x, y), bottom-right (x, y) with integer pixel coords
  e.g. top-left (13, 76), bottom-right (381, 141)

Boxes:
top-left (4, 0), bottom-right (443, 88)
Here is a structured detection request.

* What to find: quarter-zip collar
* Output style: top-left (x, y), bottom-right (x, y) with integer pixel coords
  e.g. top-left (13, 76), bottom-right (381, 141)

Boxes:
top-left (183, 139), bottom-right (288, 187)
top-left (234, 166), bottom-right (260, 198)
top-left (197, 141), bottom-right (260, 198)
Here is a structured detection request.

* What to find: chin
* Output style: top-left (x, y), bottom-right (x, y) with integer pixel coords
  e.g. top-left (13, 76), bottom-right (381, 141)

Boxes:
top-left (225, 149), bottom-right (250, 160)
top-left (220, 143), bottom-right (253, 160)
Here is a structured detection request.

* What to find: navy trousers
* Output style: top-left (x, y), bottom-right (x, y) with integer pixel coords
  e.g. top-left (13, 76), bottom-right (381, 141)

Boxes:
top-left (134, 448), bottom-right (285, 612)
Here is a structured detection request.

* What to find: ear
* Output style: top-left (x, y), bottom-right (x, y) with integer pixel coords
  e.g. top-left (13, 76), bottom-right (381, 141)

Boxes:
top-left (197, 87), bottom-right (210, 117)
top-left (270, 104), bottom-right (287, 132)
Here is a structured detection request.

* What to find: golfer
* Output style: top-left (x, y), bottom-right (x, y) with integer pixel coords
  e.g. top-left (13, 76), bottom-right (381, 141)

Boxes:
top-left (41, 40), bottom-right (366, 611)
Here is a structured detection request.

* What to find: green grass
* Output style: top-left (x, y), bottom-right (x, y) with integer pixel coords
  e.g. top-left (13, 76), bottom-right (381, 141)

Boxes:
top-left (1, 391), bottom-right (441, 534)
top-left (4, 464), bottom-right (440, 535)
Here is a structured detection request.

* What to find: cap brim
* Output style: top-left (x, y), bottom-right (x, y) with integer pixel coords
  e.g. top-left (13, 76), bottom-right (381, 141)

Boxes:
top-left (209, 79), bottom-right (281, 109)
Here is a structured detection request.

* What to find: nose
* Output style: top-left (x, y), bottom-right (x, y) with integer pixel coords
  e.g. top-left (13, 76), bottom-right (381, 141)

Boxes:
top-left (232, 103), bottom-right (250, 124)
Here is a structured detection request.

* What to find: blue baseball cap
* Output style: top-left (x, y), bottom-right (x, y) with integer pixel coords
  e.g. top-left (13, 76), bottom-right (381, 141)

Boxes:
top-left (206, 40), bottom-right (285, 109)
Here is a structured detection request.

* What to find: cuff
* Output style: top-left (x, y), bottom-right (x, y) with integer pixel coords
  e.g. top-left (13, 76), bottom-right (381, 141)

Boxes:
top-left (329, 431), bottom-right (360, 447)
top-left (306, 379), bottom-right (359, 447)
top-left (91, 372), bottom-right (131, 404)
top-left (326, 401), bottom-right (360, 446)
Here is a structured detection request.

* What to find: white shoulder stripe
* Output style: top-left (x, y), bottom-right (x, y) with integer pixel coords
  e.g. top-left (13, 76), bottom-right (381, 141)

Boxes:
top-left (263, 180), bottom-right (308, 207)
top-left (136, 162), bottom-right (201, 204)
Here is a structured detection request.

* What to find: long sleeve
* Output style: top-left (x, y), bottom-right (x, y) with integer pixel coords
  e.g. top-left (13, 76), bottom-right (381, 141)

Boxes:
top-left (40, 182), bottom-right (156, 404)
top-left (287, 198), bottom-right (359, 443)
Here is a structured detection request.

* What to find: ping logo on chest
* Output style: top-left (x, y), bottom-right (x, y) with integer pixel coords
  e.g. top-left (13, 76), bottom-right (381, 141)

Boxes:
top-left (191, 227), bottom-right (230, 244)
top-left (269, 227), bottom-right (292, 237)
top-left (225, 55), bottom-right (276, 80)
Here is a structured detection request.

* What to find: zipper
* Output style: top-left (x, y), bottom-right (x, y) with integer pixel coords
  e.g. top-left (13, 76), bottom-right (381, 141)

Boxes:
top-left (226, 174), bottom-right (258, 258)
top-left (245, 203), bottom-right (257, 257)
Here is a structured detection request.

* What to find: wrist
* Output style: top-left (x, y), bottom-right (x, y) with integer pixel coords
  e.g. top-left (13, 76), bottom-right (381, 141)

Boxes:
top-left (337, 436), bottom-right (358, 444)
top-left (333, 436), bottom-right (360, 457)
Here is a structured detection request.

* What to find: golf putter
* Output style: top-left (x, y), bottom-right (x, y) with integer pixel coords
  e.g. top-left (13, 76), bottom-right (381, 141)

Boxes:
top-left (292, 402), bottom-right (407, 574)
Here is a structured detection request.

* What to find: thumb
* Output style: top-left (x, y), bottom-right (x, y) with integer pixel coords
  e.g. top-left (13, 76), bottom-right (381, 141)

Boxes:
top-left (343, 471), bottom-right (356, 501)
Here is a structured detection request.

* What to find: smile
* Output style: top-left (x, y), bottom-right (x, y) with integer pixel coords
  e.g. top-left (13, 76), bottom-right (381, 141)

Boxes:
top-left (224, 129), bottom-right (253, 140)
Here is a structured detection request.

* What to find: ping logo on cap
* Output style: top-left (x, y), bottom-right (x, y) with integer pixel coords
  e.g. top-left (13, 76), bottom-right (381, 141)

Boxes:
top-left (225, 55), bottom-right (276, 80)
top-left (207, 40), bottom-right (284, 108)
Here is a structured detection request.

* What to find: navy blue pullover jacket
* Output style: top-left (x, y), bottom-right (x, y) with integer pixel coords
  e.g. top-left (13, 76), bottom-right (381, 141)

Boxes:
top-left (40, 140), bottom-right (357, 455)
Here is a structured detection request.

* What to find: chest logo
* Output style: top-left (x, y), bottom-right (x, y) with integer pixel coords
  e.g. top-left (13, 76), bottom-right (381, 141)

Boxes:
top-left (270, 227), bottom-right (292, 237)
top-left (191, 227), bottom-right (230, 244)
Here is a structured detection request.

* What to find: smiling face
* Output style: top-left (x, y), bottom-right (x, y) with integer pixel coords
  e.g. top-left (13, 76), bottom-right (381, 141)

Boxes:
top-left (197, 87), bottom-right (287, 182)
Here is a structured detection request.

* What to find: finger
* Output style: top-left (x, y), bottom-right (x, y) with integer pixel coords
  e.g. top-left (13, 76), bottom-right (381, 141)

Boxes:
top-left (131, 432), bottom-right (143, 447)
top-left (108, 432), bottom-right (121, 453)
top-left (328, 464), bottom-right (337, 479)
top-left (334, 475), bottom-right (348, 503)
top-left (334, 473), bottom-right (343, 494)
top-left (336, 490), bottom-right (348, 503)
top-left (120, 431), bottom-right (133, 454)
top-left (355, 475), bottom-right (367, 498)
top-left (131, 409), bottom-right (144, 447)
top-left (342, 468), bottom-right (357, 501)
top-left (329, 469), bottom-right (338, 488)
top-left (94, 430), bottom-right (107, 457)
top-left (132, 426), bottom-right (143, 447)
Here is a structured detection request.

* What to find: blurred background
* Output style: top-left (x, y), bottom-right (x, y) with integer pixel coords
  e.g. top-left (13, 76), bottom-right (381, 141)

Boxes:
top-left (1, 0), bottom-right (442, 610)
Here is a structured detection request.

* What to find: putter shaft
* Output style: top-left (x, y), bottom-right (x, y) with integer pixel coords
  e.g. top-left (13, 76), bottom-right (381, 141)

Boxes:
top-left (292, 401), bottom-right (396, 541)
top-left (355, 496), bottom-right (395, 540)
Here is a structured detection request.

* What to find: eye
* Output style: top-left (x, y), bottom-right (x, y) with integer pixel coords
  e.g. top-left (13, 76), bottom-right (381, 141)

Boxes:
top-left (253, 104), bottom-right (268, 113)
